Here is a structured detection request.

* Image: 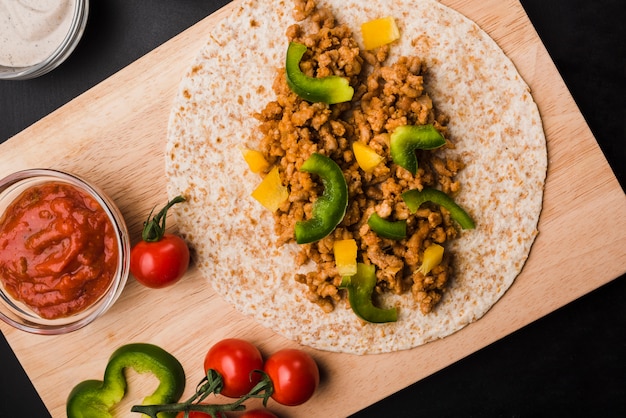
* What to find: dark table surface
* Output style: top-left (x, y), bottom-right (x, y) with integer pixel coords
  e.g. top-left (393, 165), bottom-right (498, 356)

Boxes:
top-left (1, 1), bottom-right (624, 417)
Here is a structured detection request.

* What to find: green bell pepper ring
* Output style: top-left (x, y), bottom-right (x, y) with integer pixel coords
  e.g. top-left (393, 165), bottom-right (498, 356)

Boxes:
top-left (401, 187), bottom-right (475, 229)
top-left (340, 263), bottom-right (398, 323)
top-left (367, 213), bottom-right (407, 240)
top-left (390, 124), bottom-right (446, 175)
top-left (66, 343), bottom-right (186, 418)
top-left (285, 42), bottom-right (354, 104)
top-left (295, 153), bottom-right (349, 244)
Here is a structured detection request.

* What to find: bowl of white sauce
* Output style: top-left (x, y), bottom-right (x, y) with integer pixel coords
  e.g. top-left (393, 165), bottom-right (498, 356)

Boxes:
top-left (0, 0), bottom-right (89, 80)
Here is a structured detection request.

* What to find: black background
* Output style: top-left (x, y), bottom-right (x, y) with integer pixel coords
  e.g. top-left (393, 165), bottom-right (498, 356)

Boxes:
top-left (1, 1), bottom-right (624, 417)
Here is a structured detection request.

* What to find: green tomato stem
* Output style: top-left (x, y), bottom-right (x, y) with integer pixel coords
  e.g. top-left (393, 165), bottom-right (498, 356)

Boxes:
top-left (142, 195), bottom-right (186, 242)
top-left (131, 369), bottom-right (274, 418)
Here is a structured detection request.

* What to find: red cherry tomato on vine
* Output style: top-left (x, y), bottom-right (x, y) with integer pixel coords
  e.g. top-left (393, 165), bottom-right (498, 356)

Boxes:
top-left (131, 234), bottom-right (190, 288)
top-left (130, 196), bottom-right (190, 288)
top-left (264, 348), bottom-right (319, 406)
top-left (204, 339), bottom-right (264, 398)
top-left (241, 409), bottom-right (279, 418)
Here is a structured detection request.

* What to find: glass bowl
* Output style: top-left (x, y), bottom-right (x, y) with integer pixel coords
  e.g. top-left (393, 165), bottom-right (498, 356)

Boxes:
top-left (0, 169), bottom-right (130, 334)
top-left (0, 0), bottom-right (89, 80)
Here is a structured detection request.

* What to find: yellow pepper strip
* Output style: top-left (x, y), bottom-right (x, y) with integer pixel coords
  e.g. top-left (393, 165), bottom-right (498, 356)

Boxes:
top-left (242, 148), bottom-right (270, 173)
top-left (334, 239), bottom-right (358, 276)
top-left (353, 142), bottom-right (384, 173)
top-left (417, 243), bottom-right (444, 275)
top-left (251, 166), bottom-right (288, 212)
top-left (361, 16), bottom-right (400, 50)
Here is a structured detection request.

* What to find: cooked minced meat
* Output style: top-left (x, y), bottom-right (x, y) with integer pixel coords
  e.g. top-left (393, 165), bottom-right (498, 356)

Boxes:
top-left (254, 0), bottom-right (464, 315)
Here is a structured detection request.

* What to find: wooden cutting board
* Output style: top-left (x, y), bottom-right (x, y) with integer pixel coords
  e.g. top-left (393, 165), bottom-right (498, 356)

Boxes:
top-left (2, 0), bottom-right (625, 416)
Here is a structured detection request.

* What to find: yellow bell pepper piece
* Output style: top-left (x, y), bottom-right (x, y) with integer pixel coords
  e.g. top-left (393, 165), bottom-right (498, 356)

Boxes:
top-left (417, 243), bottom-right (444, 275)
top-left (353, 142), bottom-right (384, 173)
top-left (251, 166), bottom-right (288, 212)
top-left (361, 16), bottom-right (400, 50)
top-left (242, 148), bottom-right (270, 173)
top-left (334, 239), bottom-right (358, 276)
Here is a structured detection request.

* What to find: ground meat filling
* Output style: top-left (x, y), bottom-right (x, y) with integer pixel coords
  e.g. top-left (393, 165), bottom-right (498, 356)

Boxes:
top-left (254, 1), bottom-right (465, 315)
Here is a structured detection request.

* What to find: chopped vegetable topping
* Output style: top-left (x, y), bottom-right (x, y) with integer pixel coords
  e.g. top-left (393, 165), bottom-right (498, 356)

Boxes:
top-left (353, 141), bottom-right (384, 172)
top-left (242, 148), bottom-right (270, 173)
top-left (251, 166), bottom-right (289, 212)
top-left (367, 213), bottom-right (407, 240)
top-left (333, 239), bottom-right (358, 276)
top-left (285, 42), bottom-right (354, 104)
top-left (360, 16), bottom-right (400, 50)
top-left (252, 3), bottom-right (475, 317)
top-left (295, 153), bottom-right (348, 244)
top-left (390, 124), bottom-right (447, 175)
top-left (417, 243), bottom-right (444, 275)
top-left (402, 187), bottom-right (475, 229)
top-left (340, 263), bottom-right (398, 323)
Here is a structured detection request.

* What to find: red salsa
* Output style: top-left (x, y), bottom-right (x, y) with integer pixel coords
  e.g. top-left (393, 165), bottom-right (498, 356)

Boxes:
top-left (0, 182), bottom-right (119, 319)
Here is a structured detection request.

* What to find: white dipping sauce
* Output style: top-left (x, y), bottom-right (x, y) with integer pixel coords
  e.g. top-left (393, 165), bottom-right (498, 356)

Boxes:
top-left (0, 0), bottom-right (76, 67)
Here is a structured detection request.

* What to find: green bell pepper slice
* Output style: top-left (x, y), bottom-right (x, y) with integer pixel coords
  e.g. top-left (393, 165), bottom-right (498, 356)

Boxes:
top-left (285, 42), bottom-right (354, 104)
top-left (401, 187), bottom-right (475, 229)
top-left (390, 124), bottom-right (446, 175)
top-left (295, 153), bottom-right (349, 244)
top-left (340, 263), bottom-right (398, 323)
top-left (66, 343), bottom-right (186, 418)
top-left (367, 213), bottom-right (407, 240)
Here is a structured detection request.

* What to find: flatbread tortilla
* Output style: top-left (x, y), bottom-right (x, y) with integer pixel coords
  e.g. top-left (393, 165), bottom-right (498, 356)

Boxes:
top-left (165, 0), bottom-right (546, 354)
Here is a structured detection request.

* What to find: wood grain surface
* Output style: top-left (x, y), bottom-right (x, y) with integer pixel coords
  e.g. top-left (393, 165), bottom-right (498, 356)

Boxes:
top-left (1, 1), bottom-right (625, 417)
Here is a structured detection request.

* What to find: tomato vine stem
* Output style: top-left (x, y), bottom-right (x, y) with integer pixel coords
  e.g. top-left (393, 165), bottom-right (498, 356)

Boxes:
top-left (131, 369), bottom-right (273, 418)
top-left (141, 195), bottom-right (186, 242)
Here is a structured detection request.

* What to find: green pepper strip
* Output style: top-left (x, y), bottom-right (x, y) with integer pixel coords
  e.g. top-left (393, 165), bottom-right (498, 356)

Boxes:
top-left (66, 343), bottom-right (186, 418)
top-left (295, 153), bottom-right (348, 244)
top-left (402, 187), bottom-right (475, 229)
top-left (339, 263), bottom-right (398, 323)
top-left (285, 42), bottom-right (354, 104)
top-left (367, 213), bottom-right (407, 240)
top-left (390, 124), bottom-right (446, 175)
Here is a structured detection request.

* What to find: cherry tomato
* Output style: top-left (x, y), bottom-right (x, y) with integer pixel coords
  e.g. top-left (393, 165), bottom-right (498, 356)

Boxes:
top-left (241, 409), bottom-right (279, 418)
top-left (130, 233), bottom-right (190, 288)
top-left (204, 339), bottom-right (264, 398)
top-left (131, 196), bottom-right (190, 288)
top-left (264, 348), bottom-right (319, 406)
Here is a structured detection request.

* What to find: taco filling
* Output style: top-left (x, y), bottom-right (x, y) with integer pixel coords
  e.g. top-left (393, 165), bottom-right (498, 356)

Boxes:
top-left (251, 1), bottom-right (473, 317)
top-left (165, 0), bottom-right (546, 354)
